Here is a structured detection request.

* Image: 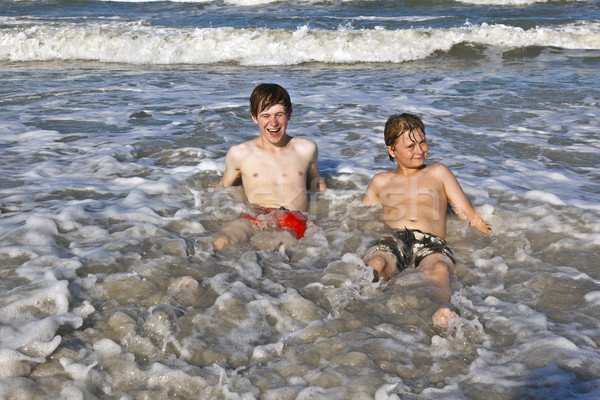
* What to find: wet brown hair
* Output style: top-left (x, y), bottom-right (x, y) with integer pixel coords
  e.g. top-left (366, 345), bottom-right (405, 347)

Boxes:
top-left (383, 113), bottom-right (425, 161)
top-left (250, 83), bottom-right (292, 118)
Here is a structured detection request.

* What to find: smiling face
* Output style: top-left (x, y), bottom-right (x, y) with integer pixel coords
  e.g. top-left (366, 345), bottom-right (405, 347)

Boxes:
top-left (252, 103), bottom-right (291, 147)
top-left (387, 129), bottom-right (428, 170)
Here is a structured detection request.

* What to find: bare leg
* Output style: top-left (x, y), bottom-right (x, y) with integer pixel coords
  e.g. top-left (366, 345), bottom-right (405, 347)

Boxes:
top-left (250, 229), bottom-right (297, 251)
top-left (418, 253), bottom-right (457, 329)
top-left (364, 251), bottom-right (398, 282)
top-left (212, 218), bottom-right (256, 251)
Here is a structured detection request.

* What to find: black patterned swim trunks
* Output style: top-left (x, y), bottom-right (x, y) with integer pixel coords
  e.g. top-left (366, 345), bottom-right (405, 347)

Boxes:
top-left (365, 229), bottom-right (455, 272)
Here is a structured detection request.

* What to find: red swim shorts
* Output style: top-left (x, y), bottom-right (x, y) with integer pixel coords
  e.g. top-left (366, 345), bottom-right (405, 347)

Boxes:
top-left (240, 207), bottom-right (307, 239)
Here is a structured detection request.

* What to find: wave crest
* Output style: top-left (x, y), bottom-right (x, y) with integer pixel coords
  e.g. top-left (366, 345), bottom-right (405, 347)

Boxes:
top-left (1, 19), bottom-right (598, 65)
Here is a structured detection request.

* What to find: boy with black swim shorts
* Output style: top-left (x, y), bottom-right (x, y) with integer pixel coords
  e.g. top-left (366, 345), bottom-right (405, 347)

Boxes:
top-left (212, 83), bottom-right (327, 250)
top-left (362, 113), bottom-right (489, 329)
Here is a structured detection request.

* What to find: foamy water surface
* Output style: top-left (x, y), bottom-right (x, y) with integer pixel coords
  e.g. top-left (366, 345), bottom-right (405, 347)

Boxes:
top-left (1, 0), bottom-right (600, 398)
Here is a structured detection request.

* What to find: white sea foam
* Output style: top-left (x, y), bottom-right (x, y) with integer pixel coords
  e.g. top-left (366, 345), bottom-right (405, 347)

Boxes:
top-left (456, 0), bottom-right (587, 5)
top-left (524, 190), bottom-right (567, 206)
top-left (100, 0), bottom-right (587, 5)
top-left (456, 0), bottom-right (549, 5)
top-left (0, 0), bottom-right (599, 396)
top-left (0, 270), bottom-right (82, 377)
top-left (107, 0), bottom-right (213, 2)
top-left (1, 19), bottom-right (599, 65)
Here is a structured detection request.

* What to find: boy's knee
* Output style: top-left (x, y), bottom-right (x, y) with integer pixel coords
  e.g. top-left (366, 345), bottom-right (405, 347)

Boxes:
top-left (420, 261), bottom-right (450, 279)
top-left (418, 254), bottom-right (454, 274)
top-left (231, 218), bottom-right (255, 237)
top-left (433, 260), bottom-right (451, 273)
top-left (365, 251), bottom-right (398, 281)
top-left (212, 234), bottom-right (229, 251)
top-left (213, 218), bottom-right (256, 250)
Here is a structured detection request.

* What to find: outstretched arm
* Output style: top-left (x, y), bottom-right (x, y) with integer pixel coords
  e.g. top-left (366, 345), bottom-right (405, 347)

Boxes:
top-left (439, 165), bottom-right (489, 233)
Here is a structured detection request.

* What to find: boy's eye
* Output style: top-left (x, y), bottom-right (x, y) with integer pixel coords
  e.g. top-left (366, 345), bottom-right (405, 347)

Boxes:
top-left (261, 113), bottom-right (286, 119)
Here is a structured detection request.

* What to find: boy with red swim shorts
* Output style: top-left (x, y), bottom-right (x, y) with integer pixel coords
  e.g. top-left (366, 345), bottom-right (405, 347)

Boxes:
top-left (212, 83), bottom-right (326, 250)
top-left (362, 113), bottom-right (489, 329)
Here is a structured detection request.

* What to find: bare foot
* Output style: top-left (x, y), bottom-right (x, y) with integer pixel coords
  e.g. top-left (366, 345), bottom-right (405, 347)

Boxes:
top-left (432, 306), bottom-right (458, 330)
top-left (168, 276), bottom-right (200, 305)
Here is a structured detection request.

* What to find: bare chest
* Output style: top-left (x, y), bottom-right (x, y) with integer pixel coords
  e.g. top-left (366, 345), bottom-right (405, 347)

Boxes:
top-left (380, 176), bottom-right (447, 211)
top-left (241, 153), bottom-right (307, 186)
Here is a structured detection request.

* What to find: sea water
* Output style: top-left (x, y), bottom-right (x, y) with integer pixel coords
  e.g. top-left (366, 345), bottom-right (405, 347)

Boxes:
top-left (1, 0), bottom-right (599, 398)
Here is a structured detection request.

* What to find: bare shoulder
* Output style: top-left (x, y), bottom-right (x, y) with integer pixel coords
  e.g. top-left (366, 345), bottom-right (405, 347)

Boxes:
top-left (427, 163), bottom-right (467, 198)
top-left (372, 170), bottom-right (395, 181)
top-left (425, 163), bottom-right (455, 179)
top-left (290, 137), bottom-right (318, 152)
top-left (426, 162), bottom-right (451, 173)
top-left (364, 170), bottom-right (395, 205)
top-left (368, 170), bottom-right (396, 188)
top-left (227, 140), bottom-right (255, 159)
top-left (227, 141), bottom-right (246, 155)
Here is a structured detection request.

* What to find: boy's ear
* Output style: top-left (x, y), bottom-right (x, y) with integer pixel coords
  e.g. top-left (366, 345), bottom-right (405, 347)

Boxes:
top-left (386, 145), bottom-right (396, 158)
top-left (251, 114), bottom-right (258, 124)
